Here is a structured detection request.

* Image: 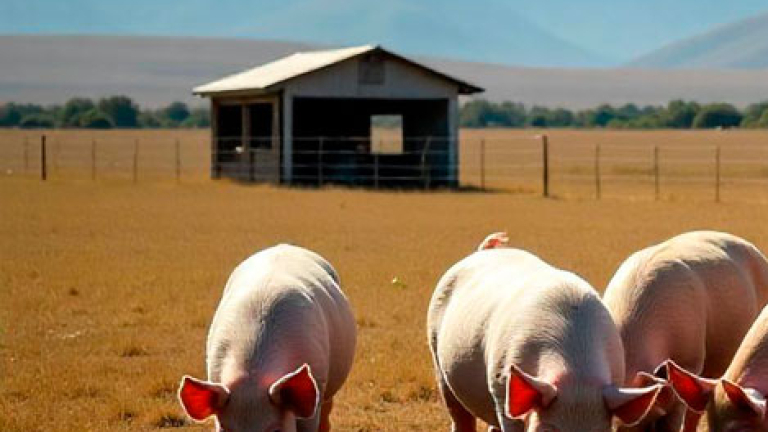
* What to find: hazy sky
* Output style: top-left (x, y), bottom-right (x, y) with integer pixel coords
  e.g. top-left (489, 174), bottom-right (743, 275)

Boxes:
top-left (1, 0), bottom-right (766, 62)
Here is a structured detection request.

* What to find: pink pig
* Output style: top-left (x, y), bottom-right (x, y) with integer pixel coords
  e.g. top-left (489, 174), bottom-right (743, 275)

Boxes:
top-left (177, 244), bottom-right (357, 432)
top-left (427, 233), bottom-right (663, 432)
top-left (666, 301), bottom-right (768, 432)
top-left (603, 231), bottom-right (768, 432)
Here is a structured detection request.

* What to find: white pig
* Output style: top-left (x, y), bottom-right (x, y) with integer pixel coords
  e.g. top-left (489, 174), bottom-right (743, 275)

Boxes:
top-left (177, 244), bottom-right (357, 432)
top-left (428, 232), bottom-right (663, 432)
top-left (603, 231), bottom-right (768, 432)
top-left (666, 302), bottom-right (768, 432)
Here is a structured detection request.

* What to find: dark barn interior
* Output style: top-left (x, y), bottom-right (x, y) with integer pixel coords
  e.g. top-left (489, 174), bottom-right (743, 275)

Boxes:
top-left (291, 97), bottom-right (451, 187)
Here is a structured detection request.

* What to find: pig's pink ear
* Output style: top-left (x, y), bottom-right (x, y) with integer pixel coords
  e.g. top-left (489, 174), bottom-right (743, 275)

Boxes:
top-left (269, 364), bottom-right (320, 419)
top-left (721, 379), bottom-right (767, 419)
top-left (478, 232), bottom-right (509, 251)
top-left (633, 371), bottom-right (676, 415)
top-left (505, 364), bottom-right (557, 419)
top-left (178, 376), bottom-right (230, 422)
top-left (665, 360), bottom-right (717, 413)
top-left (604, 384), bottom-right (663, 426)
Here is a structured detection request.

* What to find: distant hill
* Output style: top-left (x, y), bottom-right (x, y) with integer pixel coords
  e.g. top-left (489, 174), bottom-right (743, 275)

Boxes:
top-left (629, 11), bottom-right (768, 68)
top-left (2, 35), bottom-right (768, 109)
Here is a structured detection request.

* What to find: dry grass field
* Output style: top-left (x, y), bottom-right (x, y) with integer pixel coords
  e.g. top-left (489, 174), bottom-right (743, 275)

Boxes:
top-left (2, 129), bottom-right (768, 431)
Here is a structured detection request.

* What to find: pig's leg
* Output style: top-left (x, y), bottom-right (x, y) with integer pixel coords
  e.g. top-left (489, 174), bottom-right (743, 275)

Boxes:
top-left (437, 378), bottom-right (476, 432)
top-left (318, 398), bottom-right (333, 432)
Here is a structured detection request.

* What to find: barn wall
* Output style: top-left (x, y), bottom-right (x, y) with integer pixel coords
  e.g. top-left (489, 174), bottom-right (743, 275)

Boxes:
top-left (284, 56), bottom-right (459, 100)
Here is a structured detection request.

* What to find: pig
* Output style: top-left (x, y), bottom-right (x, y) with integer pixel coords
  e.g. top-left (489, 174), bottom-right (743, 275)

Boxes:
top-left (427, 232), bottom-right (663, 432)
top-left (602, 231), bottom-right (768, 432)
top-left (177, 244), bottom-right (357, 432)
top-left (666, 303), bottom-right (768, 432)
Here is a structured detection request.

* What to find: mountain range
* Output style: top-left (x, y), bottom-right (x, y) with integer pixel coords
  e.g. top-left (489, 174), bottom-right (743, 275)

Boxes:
top-left (2, 35), bottom-right (767, 110)
top-left (629, 11), bottom-right (768, 68)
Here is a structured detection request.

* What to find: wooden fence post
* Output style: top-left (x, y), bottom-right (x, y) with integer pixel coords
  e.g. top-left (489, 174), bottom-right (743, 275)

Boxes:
top-left (715, 146), bottom-right (721, 203)
top-left (595, 144), bottom-right (601, 200)
top-left (480, 139), bottom-right (486, 190)
top-left (654, 146), bottom-right (660, 201)
top-left (133, 139), bottom-right (139, 183)
top-left (175, 139), bottom-right (181, 183)
top-left (40, 135), bottom-right (47, 181)
top-left (317, 137), bottom-right (324, 186)
top-left (91, 139), bottom-right (97, 181)
top-left (541, 134), bottom-right (549, 197)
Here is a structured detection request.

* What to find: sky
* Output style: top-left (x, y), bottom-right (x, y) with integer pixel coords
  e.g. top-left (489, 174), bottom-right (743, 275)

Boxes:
top-left (1, 0), bottom-right (766, 64)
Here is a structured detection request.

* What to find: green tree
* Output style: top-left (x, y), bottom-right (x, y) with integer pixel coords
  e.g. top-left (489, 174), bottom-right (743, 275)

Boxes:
top-left (138, 110), bottom-right (161, 128)
top-left (79, 109), bottom-right (114, 129)
top-left (163, 102), bottom-right (191, 124)
top-left (19, 113), bottom-right (54, 129)
top-left (692, 103), bottom-right (742, 129)
top-left (59, 98), bottom-right (95, 127)
top-left (758, 110), bottom-right (768, 128)
top-left (741, 101), bottom-right (768, 128)
top-left (180, 107), bottom-right (211, 128)
top-left (527, 106), bottom-right (550, 127)
top-left (664, 100), bottom-right (699, 129)
top-left (97, 96), bottom-right (138, 128)
top-left (0, 103), bottom-right (23, 127)
top-left (582, 104), bottom-right (616, 128)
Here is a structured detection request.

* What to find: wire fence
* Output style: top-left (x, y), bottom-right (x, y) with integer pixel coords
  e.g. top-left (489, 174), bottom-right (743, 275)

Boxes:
top-left (3, 132), bottom-right (768, 201)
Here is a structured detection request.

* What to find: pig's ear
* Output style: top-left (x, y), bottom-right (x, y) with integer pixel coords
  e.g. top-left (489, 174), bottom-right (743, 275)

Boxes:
top-left (721, 379), bottom-right (767, 419)
top-left (178, 376), bottom-right (230, 422)
top-left (478, 232), bottom-right (509, 251)
top-left (604, 384), bottom-right (663, 426)
top-left (505, 364), bottom-right (557, 419)
top-left (269, 364), bottom-right (320, 419)
top-left (665, 360), bottom-right (718, 413)
top-left (633, 371), bottom-right (676, 416)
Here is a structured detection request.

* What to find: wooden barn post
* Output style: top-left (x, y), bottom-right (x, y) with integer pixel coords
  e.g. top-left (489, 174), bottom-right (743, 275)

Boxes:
top-left (541, 134), bottom-right (550, 197)
top-left (40, 135), bottom-right (47, 181)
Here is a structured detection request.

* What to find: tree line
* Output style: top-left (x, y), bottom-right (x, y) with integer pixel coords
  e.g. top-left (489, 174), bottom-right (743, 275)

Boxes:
top-left (0, 96), bottom-right (210, 129)
top-left (460, 100), bottom-right (768, 129)
top-left (3, 96), bottom-right (768, 130)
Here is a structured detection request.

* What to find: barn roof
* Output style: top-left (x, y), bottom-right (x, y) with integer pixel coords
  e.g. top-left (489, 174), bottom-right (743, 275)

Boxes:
top-left (193, 45), bottom-right (483, 96)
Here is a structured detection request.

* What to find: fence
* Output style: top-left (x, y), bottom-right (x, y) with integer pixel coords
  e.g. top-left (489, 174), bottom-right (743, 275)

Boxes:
top-left (3, 131), bottom-right (768, 201)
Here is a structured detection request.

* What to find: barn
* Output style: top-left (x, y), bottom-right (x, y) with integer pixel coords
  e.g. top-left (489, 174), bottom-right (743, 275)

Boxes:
top-left (193, 45), bottom-right (483, 187)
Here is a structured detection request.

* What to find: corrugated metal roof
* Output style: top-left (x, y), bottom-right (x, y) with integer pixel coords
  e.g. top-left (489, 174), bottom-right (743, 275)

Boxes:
top-left (193, 45), bottom-right (483, 96)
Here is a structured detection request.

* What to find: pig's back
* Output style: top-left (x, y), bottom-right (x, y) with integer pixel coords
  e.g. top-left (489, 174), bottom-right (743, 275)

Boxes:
top-left (429, 248), bottom-right (621, 424)
top-left (604, 231), bottom-right (768, 377)
top-left (206, 244), bottom-right (355, 396)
